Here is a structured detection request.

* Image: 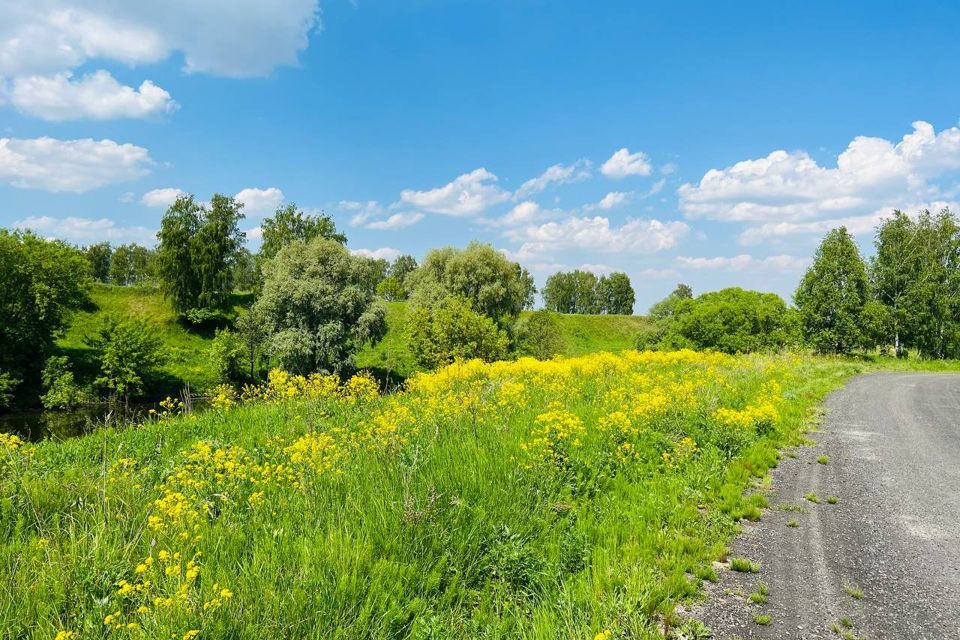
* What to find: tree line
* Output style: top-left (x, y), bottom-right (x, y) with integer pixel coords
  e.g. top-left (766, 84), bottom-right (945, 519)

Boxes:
top-left (542, 270), bottom-right (635, 315)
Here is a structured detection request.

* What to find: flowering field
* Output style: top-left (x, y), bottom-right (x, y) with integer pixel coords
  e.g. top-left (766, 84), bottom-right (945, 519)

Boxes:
top-left (0, 351), bottom-right (860, 639)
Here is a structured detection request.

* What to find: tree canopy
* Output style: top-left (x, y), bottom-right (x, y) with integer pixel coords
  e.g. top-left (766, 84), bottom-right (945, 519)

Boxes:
top-left (259, 204), bottom-right (345, 261)
top-left (542, 270), bottom-right (635, 315)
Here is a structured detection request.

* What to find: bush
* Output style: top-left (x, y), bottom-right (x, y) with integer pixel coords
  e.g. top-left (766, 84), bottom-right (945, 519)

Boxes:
top-left (40, 356), bottom-right (89, 410)
top-left (514, 310), bottom-right (565, 359)
top-left (210, 329), bottom-right (247, 385)
top-left (376, 276), bottom-right (406, 301)
top-left (0, 370), bottom-right (19, 408)
top-left (408, 296), bottom-right (510, 369)
top-left (88, 317), bottom-right (167, 403)
top-left (654, 288), bottom-right (798, 354)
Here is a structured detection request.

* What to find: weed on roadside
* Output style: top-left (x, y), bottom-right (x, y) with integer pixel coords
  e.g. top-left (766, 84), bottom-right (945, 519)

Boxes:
top-left (827, 495), bottom-right (839, 504)
top-left (818, 455), bottom-right (829, 464)
top-left (805, 492), bottom-right (822, 503)
top-left (730, 557), bottom-right (760, 573)
top-left (753, 613), bottom-right (772, 626)
top-left (787, 518), bottom-right (799, 527)
top-left (748, 581), bottom-right (769, 604)
top-left (843, 582), bottom-right (864, 600)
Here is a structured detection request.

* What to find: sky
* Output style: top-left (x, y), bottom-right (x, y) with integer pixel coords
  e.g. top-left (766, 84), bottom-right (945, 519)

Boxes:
top-left (2, 0), bottom-right (960, 311)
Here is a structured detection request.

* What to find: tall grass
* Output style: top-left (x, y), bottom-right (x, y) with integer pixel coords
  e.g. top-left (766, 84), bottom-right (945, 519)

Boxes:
top-left (0, 351), bottom-right (861, 639)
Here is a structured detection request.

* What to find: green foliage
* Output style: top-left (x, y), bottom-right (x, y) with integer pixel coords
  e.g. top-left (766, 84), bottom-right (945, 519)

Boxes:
top-left (514, 309), bottom-right (565, 359)
top-left (388, 254), bottom-right (418, 292)
top-left (871, 208), bottom-right (960, 358)
top-left (87, 316), bottom-right (167, 402)
top-left (40, 355), bottom-right (88, 410)
top-left (407, 296), bottom-right (510, 368)
top-left (657, 288), bottom-right (798, 354)
top-left (210, 329), bottom-right (248, 385)
top-left (543, 270), bottom-right (601, 314)
top-left (597, 272), bottom-right (635, 314)
top-left (258, 203), bottom-right (345, 261)
top-left (795, 227), bottom-right (870, 354)
top-left (156, 194), bottom-right (245, 315)
top-left (376, 276), bottom-right (406, 301)
top-left (649, 283), bottom-right (694, 320)
top-left (84, 242), bottom-right (112, 282)
top-left (408, 242), bottom-right (535, 326)
top-left (232, 248), bottom-right (260, 292)
top-left (255, 237), bottom-right (387, 374)
top-left (0, 370), bottom-right (19, 408)
top-left (0, 230), bottom-right (90, 402)
top-left (235, 307), bottom-right (268, 382)
top-left (356, 257), bottom-right (390, 296)
top-left (110, 243), bottom-right (154, 285)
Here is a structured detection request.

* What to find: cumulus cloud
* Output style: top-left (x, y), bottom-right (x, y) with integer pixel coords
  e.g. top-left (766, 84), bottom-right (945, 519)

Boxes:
top-left (13, 215), bottom-right (156, 245)
top-left (141, 187), bottom-right (186, 208)
top-left (505, 215), bottom-right (689, 260)
top-left (235, 187), bottom-right (284, 217)
top-left (366, 212), bottom-right (424, 230)
top-left (592, 191), bottom-right (632, 210)
top-left (678, 121), bottom-right (960, 223)
top-left (0, 2), bottom-right (320, 121)
top-left (399, 168), bottom-right (511, 217)
top-left (351, 247), bottom-right (402, 261)
top-left (514, 160), bottom-right (590, 199)
top-left (676, 254), bottom-right (810, 272)
top-left (340, 200), bottom-right (384, 227)
top-left (601, 148), bottom-right (653, 178)
top-left (578, 263), bottom-right (614, 275)
top-left (10, 70), bottom-right (176, 120)
top-left (0, 136), bottom-right (152, 192)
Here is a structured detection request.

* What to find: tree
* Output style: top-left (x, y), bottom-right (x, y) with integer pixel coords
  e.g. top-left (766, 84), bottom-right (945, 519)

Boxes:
top-left (658, 287), bottom-right (798, 354)
top-left (40, 355), bottom-right (88, 410)
top-left (597, 272), bottom-right (635, 314)
top-left (376, 276), bottom-right (406, 301)
top-left (156, 195), bottom-right (203, 313)
top-left (388, 255), bottom-right (418, 295)
top-left (408, 242), bottom-right (535, 326)
top-left (88, 317), bottom-right (166, 404)
top-left (795, 227), bottom-right (870, 354)
top-left (356, 257), bottom-right (390, 296)
top-left (85, 242), bottom-right (112, 282)
top-left (235, 307), bottom-right (268, 382)
top-left (232, 248), bottom-right (260, 292)
top-left (0, 230), bottom-right (90, 404)
top-left (542, 270), bottom-right (600, 314)
top-left (193, 194), bottom-right (246, 310)
top-left (649, 283), bottom-right (693, 320)
top-left (254, 237), bottom-right (387, 374)
top-left (210, 329), bottom-right (247, 385)
top-left (259, 204), bottom-right (345, 261)
top-left (514, 310), bottom-right (565, 359)
top-left (407, 296), bottom-right (510, 369)
top-left (156, 194), bottom-right (245, 314)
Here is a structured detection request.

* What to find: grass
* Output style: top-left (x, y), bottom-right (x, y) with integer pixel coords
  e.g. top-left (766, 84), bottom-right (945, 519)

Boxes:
top-left (0, 352), bottom-right (865, 638)
top-left (57, 283), bottom-right (252, 396)
top-left (747, 581), bottom-right (769, 604)
top-left (787, 518), bottom-right (799, 527)
top-left (805, 492), bottom-right (822, 503)
top-left (827, 495), bottom-right (839, 504)
top-left (843, 582), bottom-right (864, 600)
top-left (818, 455), bottom-right (829, 464)
top-left (730, 557), bottom-right (761, 573)
top-left (753, 613), bottom-right (772, 626)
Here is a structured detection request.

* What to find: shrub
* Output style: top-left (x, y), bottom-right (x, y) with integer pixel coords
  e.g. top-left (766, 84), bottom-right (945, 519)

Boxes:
top-left (88, 317), bottom-right (167, 403)
top-left (514, 310), bottom-right (565, 359)
top-left (210, 329), bottom-right (247, 385)
top-left (40, 356), bottom-right (89, 410)
top-left (407, 296), bottom-right (510, 369)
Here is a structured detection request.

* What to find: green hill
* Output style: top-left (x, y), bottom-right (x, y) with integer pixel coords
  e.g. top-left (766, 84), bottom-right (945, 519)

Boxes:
top-left (61, 285), bottom-right (651, 393)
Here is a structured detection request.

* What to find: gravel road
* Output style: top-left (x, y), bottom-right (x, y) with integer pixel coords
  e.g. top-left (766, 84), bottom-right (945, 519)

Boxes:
top-left (690, 372), bottom-right (960, 639)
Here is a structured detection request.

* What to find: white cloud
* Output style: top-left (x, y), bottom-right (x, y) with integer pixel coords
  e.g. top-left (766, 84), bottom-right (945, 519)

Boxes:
top-left (676, 254), bottom-right (810, 272)
top-left (678, 121), bottom-right (960, 222)
top-left (235, 187), bottom-right (284, 217)
top-left (340, 200), bottom-right (383, 227)
top-left (10, 70), bottom-right (176, 121)
top-left (351, 247), bottom-right (402, 261)
top-left (514, 160), bottom-right (590, 199)
top-left (579, 263), bottom-right (613, 275)
top-left (0, 136), bottom-right (152, 192)
top-left (0, 2), bottom-right (319, 79)
top-left (366, 212), bottom-right (424, 230)
top-left (13, 215), bottom-right (155, 245)
top-left (141, 187), bottom-right (186, 208)
top-left (506, 216), bottom-right (689, 260)
top-left (484, 201), bottom-right (559, 228)
top-left (636, 267), bottom-right (679, 280)
top-left (593, 191), bottom-right (632, 210)
top-left (399, 168), bottom-right (511, 216)
top-left (601, 148), bottom-right (653, 178)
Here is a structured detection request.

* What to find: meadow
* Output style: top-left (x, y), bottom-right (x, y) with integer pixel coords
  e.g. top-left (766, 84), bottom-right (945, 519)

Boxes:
top-left (0, 350), bottom-right (862, 639)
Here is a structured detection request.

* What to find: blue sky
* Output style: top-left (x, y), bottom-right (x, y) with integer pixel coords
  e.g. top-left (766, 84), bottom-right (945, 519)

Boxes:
top-left (3, 1), bottom-right (960, 310)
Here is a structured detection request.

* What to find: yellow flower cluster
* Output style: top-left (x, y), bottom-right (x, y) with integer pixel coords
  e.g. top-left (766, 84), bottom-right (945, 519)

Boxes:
top-left (712, 380), bottom-right (782, 433)
top-left (232, 369), bottom-right (379, 405)
top-left (662, 436), bottom-right (698, 467)
top-left (521, 403), bottom-right (586, 466)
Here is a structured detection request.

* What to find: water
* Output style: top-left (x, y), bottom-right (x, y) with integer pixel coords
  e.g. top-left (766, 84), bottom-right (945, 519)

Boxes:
top-left (1, 399), bottom-right (209, 442)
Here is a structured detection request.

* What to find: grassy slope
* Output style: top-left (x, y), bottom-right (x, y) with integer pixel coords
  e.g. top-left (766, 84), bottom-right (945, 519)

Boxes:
top-left (0, 353), bottom-right (864, 639)
top-left (63, 287), bottom-right (652, 389)
top-left (58, 284), bottom-right (250, 395)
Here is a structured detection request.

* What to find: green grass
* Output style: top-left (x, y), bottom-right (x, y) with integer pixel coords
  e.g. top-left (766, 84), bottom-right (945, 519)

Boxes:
top-left (843, 582), bottom-right (864, 600)
top-left (730, 557), bottom-right (761, 573)
top-left (0, 352), bottom-right (865, 639)
top-left (753, 613), bottom-right (772, 626)
top-left (747, 581), bottom-right (769, 604)
top-left (817, 455), bottom-right (829, 464)
top-left (57, 284), bottom-right (251, 396)
top-left (805, 492), bottom-right (822, 504)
